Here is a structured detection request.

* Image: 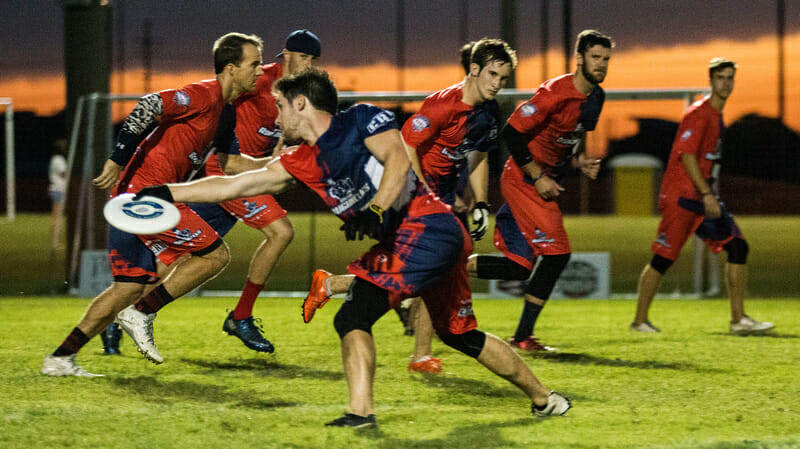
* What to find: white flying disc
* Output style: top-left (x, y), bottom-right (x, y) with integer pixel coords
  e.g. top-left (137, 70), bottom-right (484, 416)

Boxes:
top-left (103, 193), bottom-right (181, 235)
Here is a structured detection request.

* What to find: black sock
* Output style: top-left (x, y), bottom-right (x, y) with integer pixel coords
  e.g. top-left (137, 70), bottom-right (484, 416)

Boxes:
top-left (53, 327), bottom-right (90, 356)
top-left (475, 255), bottom-right (531, 280)
top-left (136, 284), bottom-right (174, 314)
top-left (514, 301), bottom-right (544, 342)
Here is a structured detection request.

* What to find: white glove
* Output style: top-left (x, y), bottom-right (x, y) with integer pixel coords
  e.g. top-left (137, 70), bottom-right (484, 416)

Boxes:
top-left (470, 202), bottom-right (490, 241)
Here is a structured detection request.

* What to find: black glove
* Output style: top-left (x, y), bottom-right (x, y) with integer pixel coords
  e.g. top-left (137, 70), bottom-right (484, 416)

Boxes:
top-left (134, 185), bottom-right (174, 202)
top-left (340, 204), bottom-right (385, 241)
top-left (470, 201), bottom-right (490, 241)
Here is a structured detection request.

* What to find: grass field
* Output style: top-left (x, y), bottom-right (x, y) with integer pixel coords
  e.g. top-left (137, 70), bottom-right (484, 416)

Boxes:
top-left (2, 296), bottom-right (798, 448)
top-left (2, 213), bottom-right (800, 296)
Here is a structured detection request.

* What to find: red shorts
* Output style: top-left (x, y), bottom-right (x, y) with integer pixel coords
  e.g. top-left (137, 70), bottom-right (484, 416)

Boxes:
top-left (138, 203), bottom-right (223, 266)
top-left (494, 161), bottom-right (571, 265)
top-left (220, 194), bottom-right (287, 229)
top-left (652, 194), bottom-right (743, 261)
top-left (347, 193), bottom-right (477, 335)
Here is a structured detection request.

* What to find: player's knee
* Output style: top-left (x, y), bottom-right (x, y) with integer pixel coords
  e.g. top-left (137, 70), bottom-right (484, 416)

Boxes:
top-left (333, 278), bottom-right (389, 339)
top-left (724, 238), bottom-right (748, 264)
top-left (649, 254), bottom-right (674, 275)
top-left (263, 219), bottom-right (294, 246)
top-left (525, 253), bottom-right (570, 299)
top-left (438, 329), bottom-right (486, 359)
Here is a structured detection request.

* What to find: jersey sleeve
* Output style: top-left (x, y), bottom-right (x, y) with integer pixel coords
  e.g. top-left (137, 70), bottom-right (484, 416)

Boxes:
top-left (358, 105), bottom-right (400, 138)
top-left (476, 101), bottom-right (501, 153)
top-left (214, 104), bottom-right (240, 155)
top-left (158, 82), bottom-right (214, 122)
top-left (278, 144), bottom-right (317, 185)
top-left (507, 87), bottom-right (555, 136)
top-left (672, 108), bottom-right (707, 157)
top-left (400, 96), bottom-right (449, 152)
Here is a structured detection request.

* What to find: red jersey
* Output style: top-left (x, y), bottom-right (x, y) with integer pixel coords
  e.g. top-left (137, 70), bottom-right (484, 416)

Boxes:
top-left (506, 74), bottom-right (604, 181)
top-left (115, 79), bottom-right (224, 195)
top-left (205, 63), bottom-right (283, 177)
top-left (401, 83), bottom-right (500, 205)
top-left (659, 98), bottom-right (723, 200)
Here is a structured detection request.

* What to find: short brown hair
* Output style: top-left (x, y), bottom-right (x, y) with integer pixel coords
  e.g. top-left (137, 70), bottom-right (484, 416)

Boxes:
top-left (575, 29), bottom-right (614, 55)
top-left (213, 32), bottom-right (263, 74)
top-left (471, 38), bottom-right (518, 71)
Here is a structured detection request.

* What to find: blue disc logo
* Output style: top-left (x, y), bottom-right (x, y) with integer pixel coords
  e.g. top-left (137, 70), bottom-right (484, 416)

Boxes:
top-left (121, 200), bottom-right (165, 220)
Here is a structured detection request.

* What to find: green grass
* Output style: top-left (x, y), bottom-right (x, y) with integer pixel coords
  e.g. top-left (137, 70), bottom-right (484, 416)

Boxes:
top-left (2, 296), bottom-right (798, 448)
top-left (2, 213), bottom-right (799, 296)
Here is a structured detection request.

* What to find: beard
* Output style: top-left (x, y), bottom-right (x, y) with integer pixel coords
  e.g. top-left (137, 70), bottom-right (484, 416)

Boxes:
top-left (581, 64), bottom-right (606, 85)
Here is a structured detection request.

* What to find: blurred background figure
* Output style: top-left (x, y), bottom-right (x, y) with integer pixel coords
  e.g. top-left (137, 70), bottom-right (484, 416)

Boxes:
top-left (48, 138), bottom-right (67, 250)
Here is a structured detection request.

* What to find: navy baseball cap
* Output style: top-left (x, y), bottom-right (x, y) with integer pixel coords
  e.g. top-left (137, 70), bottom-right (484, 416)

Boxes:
top-left (276, 29), bottom-right (321, 58)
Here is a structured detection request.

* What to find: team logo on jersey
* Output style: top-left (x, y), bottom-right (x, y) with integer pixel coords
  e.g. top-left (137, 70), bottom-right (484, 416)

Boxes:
top-left (257, 126), bottom-right (281, 138)
top-left (174, 228), bottom-right (203, 245)
top-left (530, 228), bottom-right (555, 244)
top-left (367, 110), bottom-right (395, 134)
top-left (243, 199), bottom-right (268, 218)
top-left (680, 129), bottom-right (693, 141)
top-left (328, 178), bottom-right (371, 215)
top-left (520, 103), bottom-right (538, 117)
top-left (457, 303), bottom-right (474, 318)
top-left (411, 115), bottom-right (431, 132)
top-left (173, 90), bottom-right (191, 107)
top-left (148, 241), bottom-right (168, 256)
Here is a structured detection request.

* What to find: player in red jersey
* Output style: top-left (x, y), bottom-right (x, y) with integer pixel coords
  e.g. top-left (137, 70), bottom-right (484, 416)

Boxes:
top-left (41, 33), bottom-right (264, 376)
top-left (631, 58), bottom-right (774, 335)
top-left (200, 30), bottom-right (322, 353)
top-left (135, 68), bottom-right (571, 427)
top-left (463, 30), bottom-right (612, 352)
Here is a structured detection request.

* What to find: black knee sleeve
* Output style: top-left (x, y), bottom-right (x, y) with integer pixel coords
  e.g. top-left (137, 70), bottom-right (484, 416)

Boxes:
top-left (475, 255), bottom-right (531, 280)
top-left (723, 238), bottom-right (749, 264)
top-left (524, 253), bottom-right (570, 300)
top-left (333, 278), bottom-right (390, 339)
top-left (439, 329), bottom-right (487, 359)
top-left (649, 254), bottom-right (674, 275)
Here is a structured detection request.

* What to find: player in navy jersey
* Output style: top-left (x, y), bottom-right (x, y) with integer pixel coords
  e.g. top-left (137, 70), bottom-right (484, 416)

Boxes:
top-left (136, 68), bottom-right (571, 427)
top-left (41, 33), bottom-right (264, 376)
top-left (465, 30), bottom-right (612, 352)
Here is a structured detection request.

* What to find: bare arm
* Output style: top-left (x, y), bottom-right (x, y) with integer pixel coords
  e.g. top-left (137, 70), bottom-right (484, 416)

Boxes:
top-left (216, 153), bottom-right (271, 175)
top-left (364, 129), bottom-right (411, 211)
top-left (680, 152), bottom-right (720, 218)
top-left (468, 151), bottom-right (489, 204)
top-left (168, 158), bottom-right (296, 204)
top-left (402, 139), bottom-right (432, 192)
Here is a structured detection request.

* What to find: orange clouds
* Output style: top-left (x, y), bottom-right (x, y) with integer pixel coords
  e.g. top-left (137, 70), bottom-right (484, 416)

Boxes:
top-left (3, 32), bottom-right (799, 147)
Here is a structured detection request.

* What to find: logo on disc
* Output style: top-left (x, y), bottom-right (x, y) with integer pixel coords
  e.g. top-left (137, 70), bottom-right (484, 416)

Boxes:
top-left (121, 200), bottom-right (165, 220)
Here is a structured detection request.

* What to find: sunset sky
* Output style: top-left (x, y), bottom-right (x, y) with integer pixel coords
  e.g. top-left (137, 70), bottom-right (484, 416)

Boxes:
top-left (2, 0), bottom-right (799, 154)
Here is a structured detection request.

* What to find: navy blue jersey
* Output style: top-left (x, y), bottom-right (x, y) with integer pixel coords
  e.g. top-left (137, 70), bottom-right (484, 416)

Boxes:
top-left (280, 104), bottom-right (417, 219)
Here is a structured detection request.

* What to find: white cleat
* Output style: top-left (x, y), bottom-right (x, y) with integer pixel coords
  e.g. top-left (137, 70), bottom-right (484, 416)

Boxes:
top-left (41, 354), bottom-right (103, 377)
top-left (730, 315), bottom-right (775, 336)
top-left (533, 391), bottom-right (572, 417)
top-left (116, 305), bottom-right (163, 364)
top-left (630, 321), bottom-right (661, 333)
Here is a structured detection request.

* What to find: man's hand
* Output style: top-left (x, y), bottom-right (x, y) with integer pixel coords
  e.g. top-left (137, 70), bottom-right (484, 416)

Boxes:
top-left (340, 204), bottom-right (385, 241)
top-left (702, 193), bottom-right (721, 219)
top-left (470, 201), bottom-right (490, 241)
top-left (93, 160), bottom-right (123, 190)
top-left (577, 153), bottom-right (602, 180)
top-left (535, 175), bottom-right (565, 201)
top-left (133, 185), bottom-right (174, 203)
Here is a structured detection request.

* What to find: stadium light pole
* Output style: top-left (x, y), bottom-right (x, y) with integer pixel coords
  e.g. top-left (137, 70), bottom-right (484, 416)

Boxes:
top-left (777, 0), bottom-right (785, 120)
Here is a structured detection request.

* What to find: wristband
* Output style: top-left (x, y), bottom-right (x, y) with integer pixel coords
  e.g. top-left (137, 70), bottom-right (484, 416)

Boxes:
top-left (368, 203), bottom-right (384, 223)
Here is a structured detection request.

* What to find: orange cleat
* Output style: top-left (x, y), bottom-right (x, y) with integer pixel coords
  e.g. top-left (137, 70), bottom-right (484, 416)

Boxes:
top-left (508, 336), bottom-right (557, 352)
top-left (303, 269), bottom-right (332, 323)
top-left (408, 355), bottom-right (442, 373)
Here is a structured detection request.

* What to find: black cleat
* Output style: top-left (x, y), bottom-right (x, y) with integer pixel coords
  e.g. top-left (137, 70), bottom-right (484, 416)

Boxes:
top-left (100, 322), bottom-right (122, 355)
top-left (324, 413), bottom-right (377, 429)
top-left (222, 311), bottom-right (275, 353)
